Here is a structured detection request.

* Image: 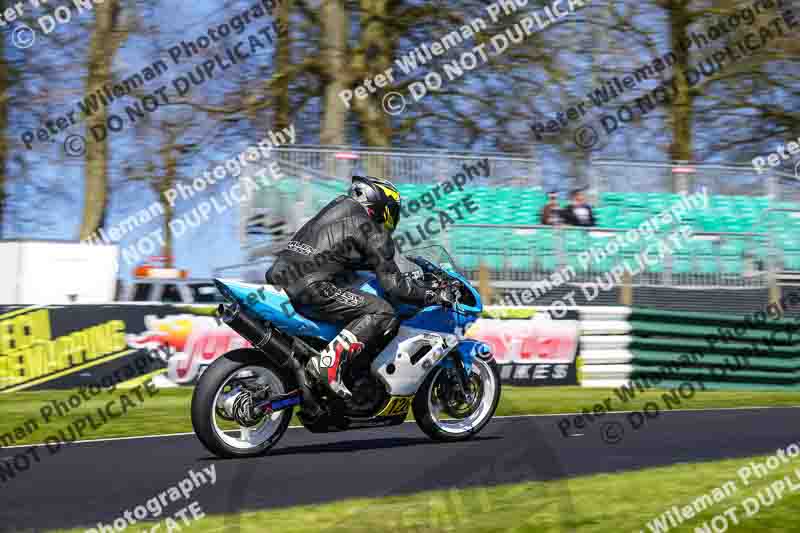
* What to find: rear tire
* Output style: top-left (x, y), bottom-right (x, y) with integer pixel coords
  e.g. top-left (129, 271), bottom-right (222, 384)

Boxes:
top-left (191, 349), bottom-right (294, 458)
top-left (413, 357), bottom-right (501, 442)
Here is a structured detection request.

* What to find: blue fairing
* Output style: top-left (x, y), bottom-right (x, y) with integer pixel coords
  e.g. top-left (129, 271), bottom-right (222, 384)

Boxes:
top-left (213, 279), bottom-right (340, 340)
top-left (439, 339), bottom-right (492, 374)
top-left (213, 267), bottom-right (486, 360)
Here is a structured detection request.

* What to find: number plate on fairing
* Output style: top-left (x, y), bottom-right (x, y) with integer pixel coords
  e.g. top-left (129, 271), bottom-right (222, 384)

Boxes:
top-left (375, 396), bottom-right (414, 417)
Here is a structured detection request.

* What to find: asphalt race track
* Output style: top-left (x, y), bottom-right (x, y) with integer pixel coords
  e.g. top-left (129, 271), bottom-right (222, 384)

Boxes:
top-left (2, 407), bottom-right (800, 532)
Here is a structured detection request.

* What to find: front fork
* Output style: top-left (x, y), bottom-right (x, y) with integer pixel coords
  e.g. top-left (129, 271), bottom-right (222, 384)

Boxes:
top-left (446, 352), bottom-right (472, 402)
top-left (440, 340), bottom-right (493, 404)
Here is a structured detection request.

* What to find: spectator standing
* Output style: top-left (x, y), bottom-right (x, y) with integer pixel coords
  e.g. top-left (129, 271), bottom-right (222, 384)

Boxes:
top-left (540, 191), bottom-right (562, 225)
top-left (562, 188), bottom-right (596, 227)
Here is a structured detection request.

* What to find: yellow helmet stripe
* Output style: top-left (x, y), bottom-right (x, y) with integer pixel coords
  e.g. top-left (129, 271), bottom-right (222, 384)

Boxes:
top-left (376, 184), bottom-right (400, 201)
top-left (384, 206), bottom-right (396, 230)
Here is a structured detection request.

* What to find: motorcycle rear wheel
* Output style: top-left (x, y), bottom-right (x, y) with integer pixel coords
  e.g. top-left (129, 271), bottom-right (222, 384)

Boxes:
top-left (412, 357), bottom-right (501, 442)
top-left (191, 349), bottom-right (294, 458)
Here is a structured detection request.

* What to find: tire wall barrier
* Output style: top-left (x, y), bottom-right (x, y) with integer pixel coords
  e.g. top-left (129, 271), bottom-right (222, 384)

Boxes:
top-left (580, 296), bottom-right (800, 390)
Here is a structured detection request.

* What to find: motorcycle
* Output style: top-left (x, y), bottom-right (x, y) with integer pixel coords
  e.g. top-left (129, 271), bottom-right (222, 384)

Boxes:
top-left (191, 245), bottom-right (500, 458)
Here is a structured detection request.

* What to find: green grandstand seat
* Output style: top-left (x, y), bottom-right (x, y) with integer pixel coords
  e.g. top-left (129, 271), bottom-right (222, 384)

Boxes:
top-left (748, 237), bottom-right (770, 260)
top-left (591, 257), bottom-right (614, 272)
top-left (508, 234), bottom-right (531, 252)
top-left (721, 259), bottom-right (744, 275)
top-left (620, 237), bottom-right (644, 254)
top-left (645, 259), bottom-right (664, 273)
top-left (783, 254), bottom-right (800, 271)
top-left (601, 192), bottom-right (626, 206)
top-left (697, 257), bottom-right (718, 274)
top-left (535, 230), bottom-right (555, 252)
top-left (671, 256), bottom-right (693, 274)
top-left (689, 239), bottom-right (714, 256)
top-left (510, 253), bottom-right (533, 270)
top-left (725, 220), bottom-right (752, 233)
top-left (459, 254), bottom-right (479, 270)
top-left (720, 240), bottom-right (745, 257)
top-left (779, 235), bottom-right (800, 252)
top-left (538, 254), bottom-right (557, 270)
top-left (711, 195), bottom-right (736, 209)
top-left (624, 193), bottom-right (648, 208)
top-left (565, 231), bottom-right (587, 252)
top-left (483, 253), bottom-right (505, 270)
top-left (568, 254), bottom-right (590, 273)
top-left (588, 235), bottom-right (611, 253)
top-left (646, 194), bottom-right (669, 212)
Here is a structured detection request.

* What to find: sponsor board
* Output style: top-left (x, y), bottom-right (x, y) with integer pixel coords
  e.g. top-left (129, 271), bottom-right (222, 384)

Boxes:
top-left (466, 316), bottom-right (579, 386)
top-left (127, 313), bottom-right (250, 385)
top-left (2, 304), bottom-right (581, 390)
top-left (0, 304), bottom-right (231, 391)
top-left (0, 304), bottom-right (163, 391)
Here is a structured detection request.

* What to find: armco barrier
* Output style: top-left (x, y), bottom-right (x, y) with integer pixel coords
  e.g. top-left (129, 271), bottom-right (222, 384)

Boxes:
top-left (580, 303), bottom-right (800, 390)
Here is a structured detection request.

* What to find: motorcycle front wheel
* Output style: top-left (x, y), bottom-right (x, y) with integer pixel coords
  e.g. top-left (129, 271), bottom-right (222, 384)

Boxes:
top-left (412, 357), bottom-right (501, 442)
top-left (191, 349), bottom-right (294, 458)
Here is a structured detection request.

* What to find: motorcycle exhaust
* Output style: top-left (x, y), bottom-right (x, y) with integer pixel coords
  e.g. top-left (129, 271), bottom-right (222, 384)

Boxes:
top-left (218, 303), bottom-right (324, 415)
top-left (218, 303), bottom-right (294, 363)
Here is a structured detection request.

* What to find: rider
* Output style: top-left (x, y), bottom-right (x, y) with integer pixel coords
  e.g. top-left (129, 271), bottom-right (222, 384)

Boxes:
top-left (265, 175), bottom-right (456, 400)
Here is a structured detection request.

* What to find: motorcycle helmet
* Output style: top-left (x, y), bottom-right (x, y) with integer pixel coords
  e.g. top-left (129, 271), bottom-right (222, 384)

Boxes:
top-left (349, 175), bottom-right (402, 232)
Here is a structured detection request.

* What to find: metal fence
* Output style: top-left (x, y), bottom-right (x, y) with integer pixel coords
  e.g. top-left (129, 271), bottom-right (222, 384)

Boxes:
top-left (241, 147), bottom-right (541, 255)
top-left (271, 145), bottom-right (540, 186)
top-left (446, 223), bottom-right (770, 290)
top-left (588, 159), bottom-right (784, 198)
top-left (228, 150), bottom-right (798, 294)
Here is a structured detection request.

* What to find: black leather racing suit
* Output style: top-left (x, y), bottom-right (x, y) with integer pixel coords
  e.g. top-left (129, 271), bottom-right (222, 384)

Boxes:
top-left (265, 195), bottom-right (437, 356)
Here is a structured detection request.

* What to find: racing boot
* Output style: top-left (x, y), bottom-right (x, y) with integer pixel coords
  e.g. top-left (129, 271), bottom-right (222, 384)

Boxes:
top-left (305, 330), bottom-right (364, 400)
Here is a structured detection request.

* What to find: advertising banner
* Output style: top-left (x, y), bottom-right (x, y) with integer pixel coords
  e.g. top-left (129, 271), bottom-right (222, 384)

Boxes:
top-left (2, 304), bottom-right (581, 391)
top-left (466, 316), bottom-right (579, 386)
top-left (0, 304), bottom-right (235, 391)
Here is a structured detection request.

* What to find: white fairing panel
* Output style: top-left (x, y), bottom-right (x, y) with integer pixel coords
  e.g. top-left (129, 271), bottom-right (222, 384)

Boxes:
top-left (371, 326), bottom-right (459, 396)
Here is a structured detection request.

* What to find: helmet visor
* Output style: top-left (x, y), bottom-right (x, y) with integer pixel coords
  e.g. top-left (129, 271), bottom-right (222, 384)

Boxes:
top-left (384, 200), bottom-right (401, 232)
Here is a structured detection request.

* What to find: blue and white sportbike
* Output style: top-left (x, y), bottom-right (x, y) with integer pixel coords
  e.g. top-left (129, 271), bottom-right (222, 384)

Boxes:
top-left (191, 246), bottom-right (501, 458)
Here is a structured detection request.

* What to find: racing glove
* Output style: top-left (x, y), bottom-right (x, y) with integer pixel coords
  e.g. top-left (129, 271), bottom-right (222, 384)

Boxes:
top-left (424, 285), bottom-right (460, 308)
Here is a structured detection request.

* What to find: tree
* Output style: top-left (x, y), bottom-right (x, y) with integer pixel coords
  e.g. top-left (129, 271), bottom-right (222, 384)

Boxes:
top-left (0, 31), bottom-right (9, 237)
top-left (79, 0), bottom-right (128, 240)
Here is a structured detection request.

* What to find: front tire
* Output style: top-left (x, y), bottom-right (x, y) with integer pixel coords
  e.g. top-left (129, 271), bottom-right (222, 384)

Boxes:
top-left (413, 357), bottom-right (501, 442)
top-left (191, 349), bottom-right (294, 458)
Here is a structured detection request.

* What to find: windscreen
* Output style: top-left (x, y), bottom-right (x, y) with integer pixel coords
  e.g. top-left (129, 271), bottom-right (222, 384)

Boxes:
top-left (403, 245), bottom-right (463, 278)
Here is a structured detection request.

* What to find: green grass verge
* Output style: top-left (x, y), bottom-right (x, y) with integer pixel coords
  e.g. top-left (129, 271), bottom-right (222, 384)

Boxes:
top-left (50, 449), bottom-right (800, 532)
top-left (1, 386), bottom-right (799, 448)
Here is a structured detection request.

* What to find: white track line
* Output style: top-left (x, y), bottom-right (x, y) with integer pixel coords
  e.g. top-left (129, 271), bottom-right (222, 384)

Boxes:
top-left (2, 405), bottom-right (799, 450)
